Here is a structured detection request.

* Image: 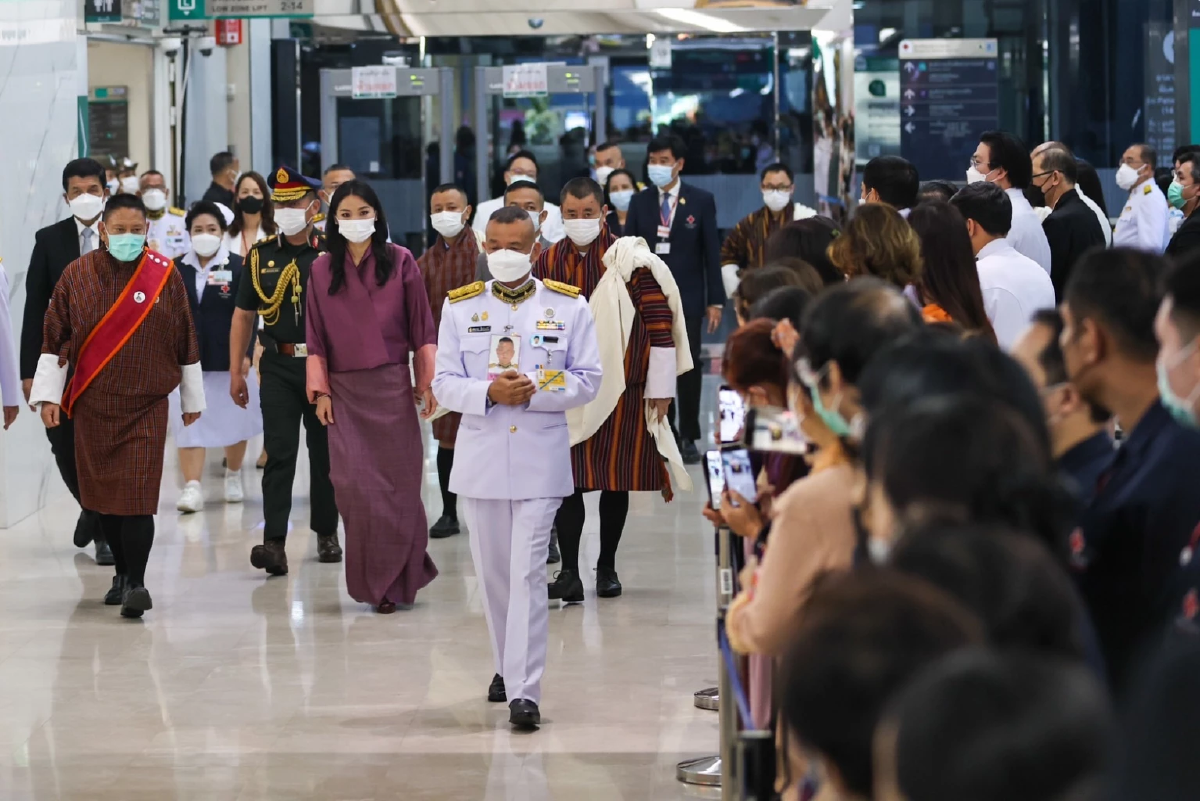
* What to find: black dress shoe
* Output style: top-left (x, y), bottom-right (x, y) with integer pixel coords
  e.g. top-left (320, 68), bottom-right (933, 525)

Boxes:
top-left (74, 510), bottom-right (97, 548)
top-left (120, 585), bottom-right (152, 619)
top-left (546, 534), bottom-right (560, 565)
top-left (251, 540), bottom-right (289, 576)
top-left (104, 575), bottom-right (127, 605)
top-left (94, 537), bottom-right (115, 567)
top-left (547, 570), bottom-right (584, 603)
top-left (429, 515), bottom-right (460, 539)
top-left (488, 673), bottom-right (507, 703)
top-left (596, 567), bottom-right (623, 598)
top-left (317, 533), bottom-right (343, 563)
top-left (509, 699), bottom-right (541, 728)
top-left (681, 441), bottom-right (702, 465)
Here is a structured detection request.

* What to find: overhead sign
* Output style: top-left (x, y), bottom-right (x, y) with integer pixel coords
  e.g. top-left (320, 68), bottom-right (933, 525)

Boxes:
top-left (502, 63), bottom-right (549, 98)
top-left (85, 0), bottom-right (122, 23)
top-left (898, 38), bottom-right (999, 181)
top-left (649, 39), bottom-right (672, 69)
top-left (352, 66), bottom-right (398, 99)
top-left (210, 0), bottom-right (313, 17)
top-left (168, 0), bottom-right (206, 22)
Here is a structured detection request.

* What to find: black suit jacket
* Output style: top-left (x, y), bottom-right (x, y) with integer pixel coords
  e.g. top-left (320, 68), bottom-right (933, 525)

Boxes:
top-left (177, 253), bottom-right (248, 372)
top-left (21, 217), bottom-right (82, 379)
top-left (624, 182), bottom-right (724, 318)
top-left (1043, 188), bottom-right (1107, 301)
top-left (201, 182), bottom-right (235, 208)
top-left (1166, 211), bottom-right (1200, 261)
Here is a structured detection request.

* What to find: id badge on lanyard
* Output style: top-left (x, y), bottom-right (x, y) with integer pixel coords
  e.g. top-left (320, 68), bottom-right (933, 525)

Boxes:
top-left (657, 195), bottom-right (674, 255)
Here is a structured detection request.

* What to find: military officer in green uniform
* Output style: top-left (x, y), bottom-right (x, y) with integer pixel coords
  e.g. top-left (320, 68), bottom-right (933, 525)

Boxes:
top-left (230, 165), bottom-right (340, 577)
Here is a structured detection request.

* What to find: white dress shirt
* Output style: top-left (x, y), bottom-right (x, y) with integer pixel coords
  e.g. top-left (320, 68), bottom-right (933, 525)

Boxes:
top-left (975, 238), bottom-right (1056, 350)
top-left (1077, 193), bottom-right (1113, 246)
top-left (75, 217), bottom-right (100, 255)
top-left (223, 224), bottom-right (266, 258)
top-left (1004, 188), bottom-right (1053, 274)
top-left (1113, 179), bottom-right (1170, 253)
top-left (472, 196), bottom-right (565, 243)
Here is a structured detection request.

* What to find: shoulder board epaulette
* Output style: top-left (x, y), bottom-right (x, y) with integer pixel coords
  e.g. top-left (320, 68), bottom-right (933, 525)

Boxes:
top-left (312, 212), bottom-right (326, 223)
top-left (248, 236), bottom-right (273, 250)
top-left (169, 206), bottom-right (186, 217)
top-left (1144, 184), bottom-right (1153, 195)
top-left (543, 279), bottom-right (582, 298)
top-left (448, 281), bottom-right (485, 303)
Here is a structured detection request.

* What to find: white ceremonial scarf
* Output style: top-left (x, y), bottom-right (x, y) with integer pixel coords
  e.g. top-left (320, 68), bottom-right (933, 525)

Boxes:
top-left (567, 235), bottom-right (693, 492)
top-left (793, 202), bottom-right (818, 220)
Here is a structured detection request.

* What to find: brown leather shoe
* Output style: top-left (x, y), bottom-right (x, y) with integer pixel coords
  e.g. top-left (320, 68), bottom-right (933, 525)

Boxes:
top-left (317, 533), bottom-right (343, 563)
top-left (376, 599), bottom-right (397, 614)
top-left (250, 540), bottom-right (288, 576)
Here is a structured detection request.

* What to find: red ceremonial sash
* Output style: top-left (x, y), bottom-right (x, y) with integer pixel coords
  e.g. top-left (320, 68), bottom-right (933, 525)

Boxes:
top-left (62, 250), bottom-right (172, 416)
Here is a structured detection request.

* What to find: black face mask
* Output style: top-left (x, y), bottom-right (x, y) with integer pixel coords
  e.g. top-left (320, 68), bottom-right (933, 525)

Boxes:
top-left (1023, 183), bottom-right (1046, 209)
top-left (237, 196), bottom-right (264, 215)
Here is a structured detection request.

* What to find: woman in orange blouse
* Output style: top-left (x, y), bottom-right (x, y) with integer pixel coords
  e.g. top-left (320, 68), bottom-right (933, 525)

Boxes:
top-left (907, 201), bottom-right (998, 344)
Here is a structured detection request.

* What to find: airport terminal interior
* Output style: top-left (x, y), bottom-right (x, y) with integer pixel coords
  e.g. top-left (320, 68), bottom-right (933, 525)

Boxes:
top-left (0, 0), bottom-right (1197, 798)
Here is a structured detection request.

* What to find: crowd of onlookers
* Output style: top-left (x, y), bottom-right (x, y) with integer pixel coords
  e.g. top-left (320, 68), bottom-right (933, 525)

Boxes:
top-left (705, 136), bottom-right (1200, 801)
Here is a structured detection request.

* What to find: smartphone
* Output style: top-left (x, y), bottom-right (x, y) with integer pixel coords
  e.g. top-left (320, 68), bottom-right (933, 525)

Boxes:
top-left (721, 448), bottom-right (759, 505)
top-left (718, 385), bottom-right (746, 445)
top-left (745, 407), bottom-right (810, 456)
top-left (704, 450), bottom-right (726, 509)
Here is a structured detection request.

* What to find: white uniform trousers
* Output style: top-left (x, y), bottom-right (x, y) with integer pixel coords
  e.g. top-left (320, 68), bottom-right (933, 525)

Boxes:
top-left (462, 496), bottom-right (559, 704)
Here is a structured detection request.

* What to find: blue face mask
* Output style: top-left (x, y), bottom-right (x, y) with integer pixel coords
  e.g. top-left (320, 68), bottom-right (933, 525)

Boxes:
top-left (1157, 340), bottom-right (1200, 428)
top-left (107, 232), bottom-right (146, 262)
top-left (609, 189), bottom-right (634, 211)
top-left (648, 164), bottom-right (676, 188)
top-left (801, 364), bottom-right (854, 439)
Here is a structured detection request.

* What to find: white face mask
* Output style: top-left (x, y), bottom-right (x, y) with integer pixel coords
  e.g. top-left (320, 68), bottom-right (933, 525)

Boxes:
top-left (762, 190), bottom-right (792, 212)
top-left (867, 536), bottom-right (892, 565)
top-left (594, 166), bottom-right (615, 186)
top-left (1115, 163), bottom-right (1141, 191)
top-left (487, 248), bottom-right (534, 283)
top-left (338, 217), bottom-right (376, 244)
top-left (431, 211), bottom-right (466, 239)
top-left (609, 189), bottom-right (634, 211)
top-left (275, 205), bottom-right (311, 236)
top-left (142, 189), bottom-right (167, 212)
top-left (508, 172), bottom-right (535, 186)
top-left (106, 178), bottom-right (119, 194)
top-left (563, 218), bottom-right (602, 247)
top-left (191, 233), bottom-right (222, 258)
top-left (966, 166), bottom-right (988, 184)
top-left (120, 176), bottom-right (140, 194)
top-left (69, 193), bottom-right (104, 222)
top-left (526, 210), bottom-right (542, 234)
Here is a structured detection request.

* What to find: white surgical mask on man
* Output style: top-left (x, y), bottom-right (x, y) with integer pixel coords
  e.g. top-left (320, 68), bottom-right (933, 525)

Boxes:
top-left (431, 211), bottom-right (466, 239)
top-left (1115, 163), bottom-right (1141, 191)
top-left (487, 248), bottom-right (534, 283)
top-left (594, 166), bottom-right (615, 187)
top-left (120, 176), bottom-right (140, 194)
top-left (762, 190), bottom-right (792, 212)
top-left (275, 204), bottom-right (312, 236)
top-left (142, 189), bottom-right (167, 212)
top-left (563, 218), bottom-right (602, 248)
top-left (69, 193), bottom-right (104, 222)
top-left (508, 172), bottom-right (535, 186)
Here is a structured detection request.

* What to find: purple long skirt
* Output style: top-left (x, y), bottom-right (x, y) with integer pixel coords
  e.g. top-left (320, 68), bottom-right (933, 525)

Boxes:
top-left (328, 363), bottom-right (438, 606)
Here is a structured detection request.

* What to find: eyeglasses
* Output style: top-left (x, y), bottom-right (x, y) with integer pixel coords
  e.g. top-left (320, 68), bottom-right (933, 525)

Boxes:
top-left (762, 183), bottom-right (794, 192)
top-left (1031, 170), bottom-right (1059, 181)
top-left (969, 158), bottom-right (993, 170)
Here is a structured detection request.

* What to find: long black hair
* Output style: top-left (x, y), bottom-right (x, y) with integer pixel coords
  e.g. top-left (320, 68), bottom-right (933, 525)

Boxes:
top-left (908, 201), bottom-right (998, 344)
top-left (325, 179), bottom-right (394, 294)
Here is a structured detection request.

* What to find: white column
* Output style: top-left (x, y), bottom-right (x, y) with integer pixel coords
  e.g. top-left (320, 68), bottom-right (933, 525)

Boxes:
top-left (0, 0), bottom-right (82, 526)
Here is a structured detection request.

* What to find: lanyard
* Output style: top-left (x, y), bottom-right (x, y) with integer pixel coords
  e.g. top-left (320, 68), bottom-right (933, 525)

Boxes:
top-left (659, 192), bottom-right (677, 228)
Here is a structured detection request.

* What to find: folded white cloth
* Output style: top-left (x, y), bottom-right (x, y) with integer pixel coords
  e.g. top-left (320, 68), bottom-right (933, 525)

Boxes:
top-left (29, 353), bottom-right (67, 408)
top-left (566, 236), bottom-right (693, 492)
top-left (793, 203), bottom-right (818, 221)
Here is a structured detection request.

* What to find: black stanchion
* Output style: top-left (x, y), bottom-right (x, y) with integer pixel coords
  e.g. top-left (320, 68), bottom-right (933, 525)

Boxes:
top-left (678, 524), bottom-right (738, 793)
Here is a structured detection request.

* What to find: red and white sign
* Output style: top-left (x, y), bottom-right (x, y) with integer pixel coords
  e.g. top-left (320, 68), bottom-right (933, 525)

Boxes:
top-left (216, 19), bottom-right (242, 46)
top-left (351, 65), bottom-right (398, 99)
top-left (502, 63), bottom-right (549, 99)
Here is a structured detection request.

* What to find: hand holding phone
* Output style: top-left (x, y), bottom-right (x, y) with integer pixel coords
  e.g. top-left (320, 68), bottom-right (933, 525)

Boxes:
top-left (718, 386), bottom-right (746, 445)
top-left (721, 448), bottom-right (759, 505)
top-left (704, 450), bottom-right (726, 509)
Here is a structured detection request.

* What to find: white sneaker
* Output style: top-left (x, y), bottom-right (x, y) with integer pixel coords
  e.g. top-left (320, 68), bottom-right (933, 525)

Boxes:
top-left (224, 469), bottom-right (244, 504)
top-left (177, 480), bottom-right (205, 513)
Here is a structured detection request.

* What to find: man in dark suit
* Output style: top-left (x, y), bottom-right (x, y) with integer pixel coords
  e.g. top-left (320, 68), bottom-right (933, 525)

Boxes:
top-left (201, 151), bottom-right (239, 208)
top-left (1166, 153), bottom-right (1200, 260)
top-left (624, 135), bottom-right (725, 463)
top-left (21, 158), bottom-right (110, 564)
top-left (1031, 145), bottom-right (1107, 300)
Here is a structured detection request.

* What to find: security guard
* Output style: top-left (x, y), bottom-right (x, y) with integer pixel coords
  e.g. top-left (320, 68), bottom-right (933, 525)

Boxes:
top-left (139, 170), bottom-right (189, 260)
top-left (230, 166), bottom-right (340, 577)
top-left (432, 205), bottom-right (601, 729)
top-left (1114, 143), bottom-right (1170, 253)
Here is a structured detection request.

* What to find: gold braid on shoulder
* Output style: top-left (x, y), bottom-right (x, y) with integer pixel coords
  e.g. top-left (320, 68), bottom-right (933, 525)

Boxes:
top-left (249, 245), bottom-right (302, 326)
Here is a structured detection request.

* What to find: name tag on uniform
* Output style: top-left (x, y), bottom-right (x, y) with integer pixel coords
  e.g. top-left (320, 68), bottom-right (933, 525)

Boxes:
top-left (655, 242), bottom-right (671, 255)
top-left (207, 269), bottom-right (232, 286)
top-left (293, 343), bottom-right (308, 357)
top-left (468, 325), bottom-right (491, 333)
top-left (657, 225), bottom-right (672, 239)
top-left (537, 369), bottom-right (567, 393)
top-left (536, 320), bottom-right (566, 331)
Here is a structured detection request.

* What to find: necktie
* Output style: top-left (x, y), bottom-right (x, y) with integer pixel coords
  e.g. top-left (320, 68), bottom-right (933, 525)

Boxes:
top-left (661, 193), bottom-right (672, 226)
top-left (81, 228), bottom-right (94, 255)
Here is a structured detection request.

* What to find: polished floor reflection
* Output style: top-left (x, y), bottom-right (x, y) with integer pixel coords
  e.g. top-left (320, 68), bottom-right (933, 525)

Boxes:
top-left (0, 409), bottom-right (724, 799)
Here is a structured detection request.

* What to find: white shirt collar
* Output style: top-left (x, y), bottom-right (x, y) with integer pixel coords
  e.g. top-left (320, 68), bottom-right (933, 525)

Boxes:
top-left (74, 217), bottom-right (100, 237)
top-left (1005, 187), bottom-right (1034, 210)
top-left (976, 238), bottom-right (1012, 261)
top-left (658, 181), bottom-right (681, 200)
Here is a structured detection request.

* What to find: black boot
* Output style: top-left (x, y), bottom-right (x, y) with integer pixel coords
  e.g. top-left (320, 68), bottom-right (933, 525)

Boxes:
top-left (488, 673), bottom-right (506, 703)
top-left (596, 567), bottom-right (623, 598)
top-left (548, 570), bottom-right (584, 603)
top-left (430, 515), bottom-right (460, 539)
top-left (104, 575), bottom-right (127, 605)
top-left (94, 537), bottom-right (115, 566)
top-left (74, 510), bottom-right (98, 548)
top-left (120, 584), bottom-right (153, 619)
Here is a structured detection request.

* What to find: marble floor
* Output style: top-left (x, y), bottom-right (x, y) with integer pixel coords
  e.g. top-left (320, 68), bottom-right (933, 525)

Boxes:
top-left (0, 392), bottom-right (727, 799)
